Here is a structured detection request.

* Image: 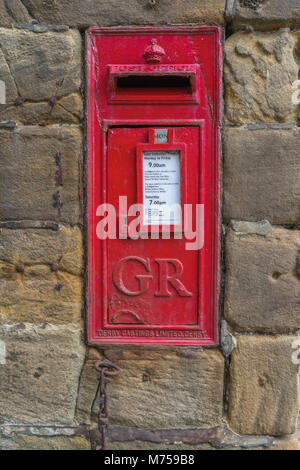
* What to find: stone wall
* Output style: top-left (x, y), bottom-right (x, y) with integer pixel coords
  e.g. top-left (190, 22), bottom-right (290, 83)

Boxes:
top-left (0, 0), bottom-right (299, 450)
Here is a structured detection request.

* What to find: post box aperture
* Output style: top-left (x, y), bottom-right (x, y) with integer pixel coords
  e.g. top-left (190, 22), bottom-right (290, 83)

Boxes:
top-left (87, 27), bottom-right (221, 346)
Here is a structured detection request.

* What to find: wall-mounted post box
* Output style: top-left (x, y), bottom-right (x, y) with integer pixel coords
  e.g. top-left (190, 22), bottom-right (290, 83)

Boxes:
top-left (87, 27), bottom-right (221, 346)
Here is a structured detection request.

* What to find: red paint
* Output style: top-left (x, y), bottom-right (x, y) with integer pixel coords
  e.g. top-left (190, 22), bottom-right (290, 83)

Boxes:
top-left (87, 27), bottom-right (222, 346)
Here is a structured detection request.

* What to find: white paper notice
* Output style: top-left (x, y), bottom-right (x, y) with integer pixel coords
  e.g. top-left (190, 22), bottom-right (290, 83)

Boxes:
top-left (142, 150), bottom-right (181, 225)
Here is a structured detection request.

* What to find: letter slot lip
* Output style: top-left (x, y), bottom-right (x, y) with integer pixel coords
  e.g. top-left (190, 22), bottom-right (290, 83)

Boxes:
top-left (108, 64), bottom-right (200, 104)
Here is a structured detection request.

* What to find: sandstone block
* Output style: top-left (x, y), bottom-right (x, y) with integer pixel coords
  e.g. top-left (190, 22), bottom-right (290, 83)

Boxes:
top-left (228, 335), bottom-right (300, 436)
top-left (0, 433), bottom-right (90, 450)
top-left (77, 349), bottom-right (225, 428)
top-left (0, 227), bottom-right (83, 324)
top-left (20, 1), bottom-right (226, 27)
top-left (0, 28), bottom-right (81, 124)
top-left (0, 1), bottom-right (32, 28)
top-left (233, 0), bottom-right (300, 30)
top-left (225, 228), bottom-right (300, 333)
top-left (225, 31), bottom-right (298, 125)
top-left (0, 324), bottom-right (85, 425)
top-left (224, 127), bottom-right (300, 225)
top-left (0, 126), bottom-right (82, 224)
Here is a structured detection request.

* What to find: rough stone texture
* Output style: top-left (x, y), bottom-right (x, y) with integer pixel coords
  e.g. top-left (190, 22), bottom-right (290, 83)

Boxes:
top-left (0, 433), bottom-right (90, 450)
top-left (0, 0), bottom-right (32, 28)
top-left (0, 227), bottom-right (82, 324)
top-left (224, 127), bottom-right (300, 225)
top-left (0, 324), bottom-right (85, 425)
top-left (228, 335), bottom-right (300, 436)
top-left (0, 424), bottom-right (91, 449)
top-left (0, 28), bottom-right (81, 124)
top-left (224, 31), bottom-right (298, 125)
top-left (78, 349), bottom-right (225, 429)
top-left (16, 1), bottom-right (226, 27)
top-left (225, 228), bottom-right (300, 333)
top-left (270, 435), bottom-right (300, 451)
top-left (0, 126), bottom-right (82, 224)
top-left (233, 0), bottom-right (300, 30)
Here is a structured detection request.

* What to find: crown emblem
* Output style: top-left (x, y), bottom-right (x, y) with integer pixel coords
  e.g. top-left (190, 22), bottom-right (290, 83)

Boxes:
top-left (143, 39), bottom-right (166, 64)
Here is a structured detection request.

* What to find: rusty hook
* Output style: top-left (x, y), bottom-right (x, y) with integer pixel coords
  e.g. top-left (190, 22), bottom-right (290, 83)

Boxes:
top-left (95, 359), bottom-right (121, 377)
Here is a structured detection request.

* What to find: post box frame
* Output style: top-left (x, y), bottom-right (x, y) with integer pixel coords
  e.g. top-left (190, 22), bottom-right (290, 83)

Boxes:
top-left (86, 26), bottom-right (222, 346)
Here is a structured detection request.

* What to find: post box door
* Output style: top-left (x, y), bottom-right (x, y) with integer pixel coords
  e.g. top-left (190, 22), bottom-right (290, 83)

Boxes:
top-left (87, 26), bottom-right (221, 346)
top-left (104, 126), bottom-right (205, 335)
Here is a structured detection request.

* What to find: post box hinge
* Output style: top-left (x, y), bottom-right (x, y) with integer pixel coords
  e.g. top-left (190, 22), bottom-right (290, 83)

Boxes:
top-left (95, 359), bottom-right (121, 450)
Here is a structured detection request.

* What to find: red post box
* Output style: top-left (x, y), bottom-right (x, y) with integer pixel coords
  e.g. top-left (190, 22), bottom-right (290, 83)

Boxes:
top-left (87, 27), bottom-right (221, 346)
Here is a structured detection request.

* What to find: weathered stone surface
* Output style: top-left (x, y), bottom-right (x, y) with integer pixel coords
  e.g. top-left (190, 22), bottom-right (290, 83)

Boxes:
top-left (0, 0), bottom-right (32, 27)
top-left (0, 424), bottom-right (91, 449)
top-left (0, 324), bottom-right (85, 425)
top-left (225, 228), bottom-right (300, 333)
top-left (270, 435), bottom-right (300, 451)
top-left (78, 349), bottom-right (225, 428)
top-left (0, 126), bottom-right (82, 224)
top-left (19, 0), bottom-right (225, 27)
top-left (228, 335), bottom-right (300, 436)
top-left (233, 0), bottom-right (300, 30)
top-left (0, 227), bottom-right (82, 324)
top-left (0, 433), bottom-right (90, 450)
top-left (225, 31), bottom-right (298, 125)
top-left (1, 94), bottom-right (82, 125)
top-left (224, 127), bottom-right (300, 225)
top-left (0, 28), bottom-right (81, 124)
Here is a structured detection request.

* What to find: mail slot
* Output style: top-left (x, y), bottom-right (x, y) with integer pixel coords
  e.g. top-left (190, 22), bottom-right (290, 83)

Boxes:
top-left (87, 27), bottom-right (221, 345)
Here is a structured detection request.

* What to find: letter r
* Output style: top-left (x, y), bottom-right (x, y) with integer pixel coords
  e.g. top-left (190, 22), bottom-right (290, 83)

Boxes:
top-left (155, 258), bottom-right (192, 297)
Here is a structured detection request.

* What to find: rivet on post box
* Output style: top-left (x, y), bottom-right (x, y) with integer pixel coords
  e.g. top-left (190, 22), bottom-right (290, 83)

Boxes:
top-left (87, 27), bottom-right (221, 346)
